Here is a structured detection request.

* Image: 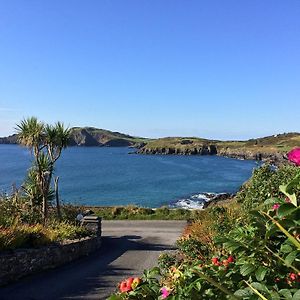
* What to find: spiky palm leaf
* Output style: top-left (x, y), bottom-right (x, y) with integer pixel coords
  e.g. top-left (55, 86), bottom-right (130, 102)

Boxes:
top-left (15, 117), bottom-right (45, 152)
top-left (45, 122), bottom-right (70, 162)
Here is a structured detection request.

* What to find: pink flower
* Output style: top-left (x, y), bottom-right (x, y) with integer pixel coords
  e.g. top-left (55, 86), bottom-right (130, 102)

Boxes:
top-left (161, 287), bottom-right (170, 299)
top-left (285, 197), bottom-right (291, 203)
top-left (273, 203), bottom-right (280, 211)
top-left (287, 148), bottom-right (300, 166)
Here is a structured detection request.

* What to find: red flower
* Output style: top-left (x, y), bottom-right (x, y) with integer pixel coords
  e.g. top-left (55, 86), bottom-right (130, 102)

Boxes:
top-left (211, 257), bottom-right (220, 266)
top-left (119, 281), bottom-right (132, 293)
top-left (211, 257), bottom-right (219, 264)
top-left (287, 148), bottom-right (300, 166)
top-left (119, 277), bottom-right (135, 293)
top-left (227, 256), bottom-right (234, 263)
top-left (273, 203), bottom-right (280, 211)
top-left (289, 273), bottom-right (297, 281)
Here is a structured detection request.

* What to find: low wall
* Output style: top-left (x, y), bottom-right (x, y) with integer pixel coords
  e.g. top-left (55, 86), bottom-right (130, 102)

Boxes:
top-left (0, 236), bottom-right (102, 286)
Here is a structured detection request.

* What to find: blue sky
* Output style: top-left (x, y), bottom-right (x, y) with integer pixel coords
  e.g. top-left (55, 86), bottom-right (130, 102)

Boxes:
top-left (0, 0), bottom-right (299, 140)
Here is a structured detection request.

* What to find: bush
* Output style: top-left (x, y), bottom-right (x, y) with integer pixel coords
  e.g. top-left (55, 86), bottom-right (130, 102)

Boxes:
top-left (0, 221), bottom-right (91, 251)
top-left (237, 163), bottom-right (299, 210)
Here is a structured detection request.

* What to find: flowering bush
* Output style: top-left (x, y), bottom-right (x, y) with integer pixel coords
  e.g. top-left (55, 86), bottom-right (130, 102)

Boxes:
top-left (109, 148), bottom-right (300, 299)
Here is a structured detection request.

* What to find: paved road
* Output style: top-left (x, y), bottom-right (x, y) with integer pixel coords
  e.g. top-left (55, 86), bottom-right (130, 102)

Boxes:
top-left (0, 220), bottom-right (186, 300)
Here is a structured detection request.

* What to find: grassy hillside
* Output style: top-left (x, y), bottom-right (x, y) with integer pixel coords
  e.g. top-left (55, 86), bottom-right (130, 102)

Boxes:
top-left (0, 127), bottom-right (148, 147)
top-left (217, 132), bottom-right (300, 153)
top-left (138, 132), bottom-right (300, 160)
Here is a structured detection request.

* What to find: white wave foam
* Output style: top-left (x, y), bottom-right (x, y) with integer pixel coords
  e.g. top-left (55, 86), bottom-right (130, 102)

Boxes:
top-left (171, 192), bottom-right (229, 210)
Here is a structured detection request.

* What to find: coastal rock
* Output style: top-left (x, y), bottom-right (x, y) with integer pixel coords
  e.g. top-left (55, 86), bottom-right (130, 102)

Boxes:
top-left (216, 148), bottom-right (285, 162)
top-left (137, 144), bottom-right (218, 156)
top-left (202, 193), bottom-right (233, 208)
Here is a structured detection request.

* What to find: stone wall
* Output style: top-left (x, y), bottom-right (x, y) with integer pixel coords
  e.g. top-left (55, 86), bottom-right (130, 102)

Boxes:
top-left (0, 236), bottom-right (101, 286)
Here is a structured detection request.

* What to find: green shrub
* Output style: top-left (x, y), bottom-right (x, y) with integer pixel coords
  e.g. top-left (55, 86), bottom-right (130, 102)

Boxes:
top-left (237, 163), bottom-right (299, 210)
top-left (0, 222), bottom-right (91, 251)
top-left (156, 206), bottom-right (170, 215)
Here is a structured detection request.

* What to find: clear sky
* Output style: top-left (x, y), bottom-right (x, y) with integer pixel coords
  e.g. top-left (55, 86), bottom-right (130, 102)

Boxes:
top-left (0, 0), bottom-right (299, 140)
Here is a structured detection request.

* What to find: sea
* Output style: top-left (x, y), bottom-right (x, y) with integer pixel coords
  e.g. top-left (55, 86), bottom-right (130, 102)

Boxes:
top-left (0, 145), bottom-right (258, 209)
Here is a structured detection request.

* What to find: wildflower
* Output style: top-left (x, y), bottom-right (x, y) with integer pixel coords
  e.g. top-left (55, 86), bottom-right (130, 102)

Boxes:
top-left (119, 281), bottom-right (132, 293)
top-left (119, 277), bottom-right (134, 293)
top-left (272, 203), bottom-right (280, 211)
top-left (287, 148), bottom-right (300, 166)
top-left (289, 273), bottom-right (297, 281)
top-left (161, 287), bottom-right (170, 299)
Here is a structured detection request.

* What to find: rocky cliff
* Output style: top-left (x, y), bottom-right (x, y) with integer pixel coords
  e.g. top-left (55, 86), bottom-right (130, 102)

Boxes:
top-left (0, 134), bottom-right (18, 144)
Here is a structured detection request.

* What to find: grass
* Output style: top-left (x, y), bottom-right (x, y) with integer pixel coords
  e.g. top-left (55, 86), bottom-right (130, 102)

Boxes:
top-left (79, 205), bottom-right (203, 220)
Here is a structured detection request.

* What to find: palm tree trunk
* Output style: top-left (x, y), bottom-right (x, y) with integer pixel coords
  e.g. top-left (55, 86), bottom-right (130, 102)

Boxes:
top-left (54, 176), bottom-right (61, 220)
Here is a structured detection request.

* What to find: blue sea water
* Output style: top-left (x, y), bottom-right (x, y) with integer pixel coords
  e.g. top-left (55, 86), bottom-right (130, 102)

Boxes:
top-left (0, 145), bottom-right (258, 208)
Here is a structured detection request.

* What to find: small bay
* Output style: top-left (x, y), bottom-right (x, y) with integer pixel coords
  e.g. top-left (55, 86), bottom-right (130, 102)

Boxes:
top-left (0, 145), bottom-right (258, 208)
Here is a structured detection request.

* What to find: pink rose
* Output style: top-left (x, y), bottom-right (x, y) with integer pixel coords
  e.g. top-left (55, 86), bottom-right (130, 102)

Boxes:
top-left (161, 287), bottom-right (170, 299)
top-left (287, 148), bottom-right (300, 166)
top-left (273, 203), bottom-right (280, 211)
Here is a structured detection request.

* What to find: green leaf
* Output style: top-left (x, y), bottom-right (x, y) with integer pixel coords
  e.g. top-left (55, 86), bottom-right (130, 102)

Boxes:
top-left (224, 240), bottom-right (243, 252)
top-left (278, 203), bottom-right (297, 218)
top-left (255, 266), bottom-right (268, 281)
top-left (279, 289), bottom-right (293, 300)
top-left (269, 291), bottom-right (281, 300)
top-left (262, 212), bottom-right (300, 250)
top-left (285, 250), bottom-right (299, 265)
top-left (234, 289), bottom-right (252, 297)
top-left (281, 244), bottom-right (293, 253)
top-left (279, 174), bottom-right (299, 207)
top-left (251, 282), bottom-right (268, 293)
top-left (240, 264), bottom-right (256, 276)
top-left (292, 289), bottom-right (300, 300)
top-left (244, 281), bottom-right (269, 300)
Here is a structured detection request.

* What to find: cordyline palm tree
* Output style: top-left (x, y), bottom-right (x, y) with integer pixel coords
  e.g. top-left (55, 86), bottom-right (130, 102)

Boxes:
top-left (16, 117), bottom-right (70, 223)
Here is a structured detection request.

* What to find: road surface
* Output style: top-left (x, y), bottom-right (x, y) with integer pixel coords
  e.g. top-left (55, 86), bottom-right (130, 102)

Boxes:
top-left (0, 220), bottom-right (186, 300)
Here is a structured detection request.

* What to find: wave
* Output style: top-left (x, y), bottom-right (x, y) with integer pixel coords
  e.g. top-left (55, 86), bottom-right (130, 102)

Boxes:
top-left (170, 192), bottom-right (231, 210)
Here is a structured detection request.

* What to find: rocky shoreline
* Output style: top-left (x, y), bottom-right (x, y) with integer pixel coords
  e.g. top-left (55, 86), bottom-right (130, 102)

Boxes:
top-left (136, 145), bottom-right (285, 162)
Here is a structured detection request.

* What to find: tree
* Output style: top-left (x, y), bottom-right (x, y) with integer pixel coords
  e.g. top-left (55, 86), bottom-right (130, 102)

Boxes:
top-left (16, 117), bottom-right (70, 223)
